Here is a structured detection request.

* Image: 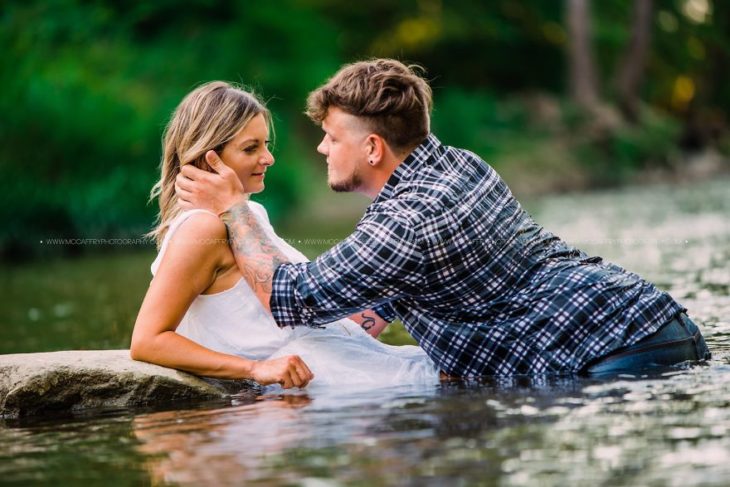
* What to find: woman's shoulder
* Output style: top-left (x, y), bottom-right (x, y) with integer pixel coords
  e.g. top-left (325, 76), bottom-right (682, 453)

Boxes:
top-left (169, 210), bottom-right (226, 242)
top-left (180, 209), bottom-right (226, 233)
top-left (168, 210), bottom-right (228, 257)
top-left (151, 210), bottom-right (228, 276)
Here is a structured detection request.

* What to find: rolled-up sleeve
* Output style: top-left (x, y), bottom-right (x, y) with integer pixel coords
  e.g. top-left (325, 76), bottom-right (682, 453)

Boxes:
top-left (373, 301), bottom-right (398, 323)
top-left (269, 213), bottom-right (423, 328)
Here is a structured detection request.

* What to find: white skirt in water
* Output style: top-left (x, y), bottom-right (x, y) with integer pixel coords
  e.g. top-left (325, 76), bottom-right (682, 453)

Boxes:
top-left (150, 205), bottom-right (440, 390)
top-left (270, 320), bottom-right (441, 389)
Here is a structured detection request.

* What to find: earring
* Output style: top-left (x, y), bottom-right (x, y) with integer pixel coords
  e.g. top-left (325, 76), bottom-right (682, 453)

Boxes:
top-left (368, 159), bottom-right (375, 166)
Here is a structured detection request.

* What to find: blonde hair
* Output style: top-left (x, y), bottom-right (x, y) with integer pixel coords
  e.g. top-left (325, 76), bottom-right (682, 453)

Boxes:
top-left (306, 59), bottom-right (432, 152)
top-left (147, 81), bottom-right (269, 247)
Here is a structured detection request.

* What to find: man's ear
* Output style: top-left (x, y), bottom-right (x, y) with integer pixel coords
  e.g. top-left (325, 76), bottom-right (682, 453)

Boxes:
top-left (366, 134), bottom-right (386, 166)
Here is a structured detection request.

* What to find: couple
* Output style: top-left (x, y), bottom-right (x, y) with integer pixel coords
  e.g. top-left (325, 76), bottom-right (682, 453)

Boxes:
top-left (131, 59), bottom-right (711, 389)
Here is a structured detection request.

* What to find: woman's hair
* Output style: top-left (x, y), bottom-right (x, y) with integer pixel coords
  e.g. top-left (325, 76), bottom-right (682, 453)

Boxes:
top-left (305, 59), bottom-right (432, 152)
top-left (147, 81), bottom-right (269, 247)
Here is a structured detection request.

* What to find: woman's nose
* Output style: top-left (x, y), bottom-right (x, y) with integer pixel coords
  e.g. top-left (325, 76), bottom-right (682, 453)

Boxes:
top-left (261, 147), bottom-right (275, 166)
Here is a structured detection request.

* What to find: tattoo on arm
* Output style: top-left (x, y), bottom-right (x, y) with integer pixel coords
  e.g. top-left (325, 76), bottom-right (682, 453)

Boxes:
top-left (221, 203), bottom-right (289, 308)
top-left (359, 312), bottom-right (376, 331)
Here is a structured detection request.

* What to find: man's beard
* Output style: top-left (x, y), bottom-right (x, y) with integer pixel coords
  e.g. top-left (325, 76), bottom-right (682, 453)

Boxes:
top-left (329, 167), bottom-right (362, 193)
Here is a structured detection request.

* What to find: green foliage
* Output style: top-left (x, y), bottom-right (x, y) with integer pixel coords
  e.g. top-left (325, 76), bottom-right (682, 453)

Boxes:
top-left (568, 106), bottom-right (682, 186)
top-left (0, 0), bottom-right (340, 258)
top-left (432, 88), bottom-right (543, 165)
top-left (0, 0), bottom-right (727, 259)
top-left (611, 109), bottom-right (682, 170)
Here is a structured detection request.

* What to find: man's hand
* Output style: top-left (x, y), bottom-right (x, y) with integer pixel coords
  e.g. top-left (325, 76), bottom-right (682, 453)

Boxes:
top-left (176, 150), bottom-right (248, 215)
top-left (250, 355), bottom-right (314, 389)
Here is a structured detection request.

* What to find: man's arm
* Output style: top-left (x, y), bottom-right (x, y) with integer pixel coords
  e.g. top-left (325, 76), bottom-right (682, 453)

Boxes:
top-left (220, 202), bottom-right (289, 312)
top-left (270, 213), bottom-right (423, 329)
top-left (176, 150), bottom-right (288, 311)
top-left (348, 309), bottom-right (390, 338)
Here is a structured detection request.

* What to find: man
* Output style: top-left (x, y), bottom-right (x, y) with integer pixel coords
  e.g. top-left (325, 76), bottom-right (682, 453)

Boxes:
top-left (176, 59), bottom-right (710, 378)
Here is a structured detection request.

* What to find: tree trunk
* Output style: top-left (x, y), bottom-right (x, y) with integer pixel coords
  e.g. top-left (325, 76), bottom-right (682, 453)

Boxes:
top-left (616, 0), bottom-right (653, 122)
top-left (566, 0), bottom-right (600, 110)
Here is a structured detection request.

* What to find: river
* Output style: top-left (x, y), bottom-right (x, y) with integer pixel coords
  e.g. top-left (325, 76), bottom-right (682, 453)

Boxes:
top-left (1, 177), bottom-right (729, 485)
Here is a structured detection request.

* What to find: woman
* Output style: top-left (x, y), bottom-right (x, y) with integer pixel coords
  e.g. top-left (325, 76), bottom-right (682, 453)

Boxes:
top-left (130, 81), bottom-right (439, 389)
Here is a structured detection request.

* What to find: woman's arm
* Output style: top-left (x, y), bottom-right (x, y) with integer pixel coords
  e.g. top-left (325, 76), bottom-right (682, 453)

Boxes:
top-left (130, 213), bottom-right (313, 388)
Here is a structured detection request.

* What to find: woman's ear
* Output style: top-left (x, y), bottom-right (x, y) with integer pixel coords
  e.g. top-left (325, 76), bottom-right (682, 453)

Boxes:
top-left (201, 144), bottom-right (227, 173)
top-left (192, 155), bottom-right (214, 173)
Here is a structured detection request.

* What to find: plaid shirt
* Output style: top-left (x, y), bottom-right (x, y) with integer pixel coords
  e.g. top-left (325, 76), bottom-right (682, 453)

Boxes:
top-left (271, 134), bottom-right (685, 377)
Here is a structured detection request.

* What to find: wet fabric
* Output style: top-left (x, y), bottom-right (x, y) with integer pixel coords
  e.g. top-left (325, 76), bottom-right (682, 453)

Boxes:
top-left (151, 206), bottom-right (440, 389)
top-left (583, 313), bottom-right (711, 376)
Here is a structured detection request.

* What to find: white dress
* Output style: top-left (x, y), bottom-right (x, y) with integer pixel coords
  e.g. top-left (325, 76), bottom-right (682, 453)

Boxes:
top-left (151, 203), bottom-right (440, 389)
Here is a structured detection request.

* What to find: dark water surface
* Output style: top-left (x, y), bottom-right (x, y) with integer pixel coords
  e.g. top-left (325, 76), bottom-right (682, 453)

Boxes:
top-left (1, 178), bottom-right (729, 486)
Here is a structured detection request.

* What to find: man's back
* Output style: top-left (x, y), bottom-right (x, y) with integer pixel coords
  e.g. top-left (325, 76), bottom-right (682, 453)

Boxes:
top-left (363, 134), bottom-right (685, 375)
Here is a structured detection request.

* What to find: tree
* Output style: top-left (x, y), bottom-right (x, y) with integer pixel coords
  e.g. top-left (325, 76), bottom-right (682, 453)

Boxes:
top-left (616, 0), bottom-right (653, 122)
top-left (566, 0), bottom-right (600, 111)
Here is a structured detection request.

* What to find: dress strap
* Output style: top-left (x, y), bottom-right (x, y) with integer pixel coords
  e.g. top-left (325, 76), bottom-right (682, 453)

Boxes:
top-left (150, 209), bottom-right (219, 276)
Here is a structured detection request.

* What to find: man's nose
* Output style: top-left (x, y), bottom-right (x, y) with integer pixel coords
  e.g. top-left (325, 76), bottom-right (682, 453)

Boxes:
top-left (317, 139), bottom-right (327, 156)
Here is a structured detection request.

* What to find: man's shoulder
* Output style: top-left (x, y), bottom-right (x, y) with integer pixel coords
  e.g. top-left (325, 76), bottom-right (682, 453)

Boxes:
top-left (363, 186), bottom-right (455, 239)
top-left (368, 145), bottom-right (510, 235)
top-left (364, 198), bottom-right (422, 227)
top-left (397, 146), bottom-right (496, 202)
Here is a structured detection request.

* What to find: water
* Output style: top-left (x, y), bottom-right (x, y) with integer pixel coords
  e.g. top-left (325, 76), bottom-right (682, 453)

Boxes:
top-left (1, 178), bottom-right (729, 486)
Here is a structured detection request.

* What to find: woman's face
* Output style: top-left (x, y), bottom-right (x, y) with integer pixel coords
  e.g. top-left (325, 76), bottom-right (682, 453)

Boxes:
top-left (219, 113), bottom-right (274, 194)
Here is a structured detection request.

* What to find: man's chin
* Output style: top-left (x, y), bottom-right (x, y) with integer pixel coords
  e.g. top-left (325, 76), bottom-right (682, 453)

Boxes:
top-left (329, 183), bottom-right (354, 193)
top-left (328, 175), bottom-right (362, 193)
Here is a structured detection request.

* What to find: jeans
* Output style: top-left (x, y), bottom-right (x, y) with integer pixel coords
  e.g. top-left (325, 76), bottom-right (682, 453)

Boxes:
top-left (583, 313), bottom-right (711, 377)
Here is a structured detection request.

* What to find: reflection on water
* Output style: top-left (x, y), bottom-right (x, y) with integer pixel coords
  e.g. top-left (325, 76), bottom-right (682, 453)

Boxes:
top-left (134, 393), bottom-right (314, 484)
top-left (1, 178), bottom-right (729, 485)
top-left (128, 370), bottom-right (730, 486)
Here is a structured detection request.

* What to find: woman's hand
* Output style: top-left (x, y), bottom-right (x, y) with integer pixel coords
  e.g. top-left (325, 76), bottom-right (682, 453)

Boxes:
top-left (176, 150), bottom-right (249, 215)
top-left (250, 355), bottom-right (314, 389)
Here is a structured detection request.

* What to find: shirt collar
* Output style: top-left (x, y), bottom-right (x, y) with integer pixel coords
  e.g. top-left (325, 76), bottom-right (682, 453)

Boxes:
top-left (373, 133), bottom-right (443, 204)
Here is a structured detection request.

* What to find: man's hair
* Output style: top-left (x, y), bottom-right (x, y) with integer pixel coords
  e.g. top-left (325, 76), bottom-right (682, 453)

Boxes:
top-left (306, 59), bottom-right (433, 152)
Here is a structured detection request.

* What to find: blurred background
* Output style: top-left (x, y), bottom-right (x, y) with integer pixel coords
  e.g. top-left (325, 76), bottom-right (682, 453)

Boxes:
top-left (1, 0), bottom-right (728, 352)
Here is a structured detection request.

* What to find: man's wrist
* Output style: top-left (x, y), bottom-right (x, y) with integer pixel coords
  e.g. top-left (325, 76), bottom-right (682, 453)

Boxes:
top-left (220, 200), bottom-right (250, 224)
top-left (216, 194), bottom-right (247, 217)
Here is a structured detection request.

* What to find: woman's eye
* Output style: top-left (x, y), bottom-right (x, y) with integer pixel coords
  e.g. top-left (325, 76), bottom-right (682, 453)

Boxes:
top-left (244, 145), bottom-right (257, 154)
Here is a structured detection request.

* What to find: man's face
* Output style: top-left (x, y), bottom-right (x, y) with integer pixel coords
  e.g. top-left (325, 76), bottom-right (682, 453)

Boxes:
top-left (317, 107), bottom-right (370, 193)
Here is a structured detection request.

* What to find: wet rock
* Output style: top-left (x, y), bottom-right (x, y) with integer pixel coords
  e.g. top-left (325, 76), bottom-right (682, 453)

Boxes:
top-left (0, 350), bottom-right (256, 418)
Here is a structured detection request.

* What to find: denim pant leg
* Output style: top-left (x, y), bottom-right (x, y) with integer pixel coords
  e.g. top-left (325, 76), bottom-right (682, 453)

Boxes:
top-left (585, 314), bottom-right (711, 377)
top-left (679, 313), bottom-right (712, 360)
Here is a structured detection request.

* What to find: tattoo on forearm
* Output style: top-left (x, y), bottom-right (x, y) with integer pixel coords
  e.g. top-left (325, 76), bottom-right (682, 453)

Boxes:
top-left (360, 312), bottom-right (376, 331)
top-left (221, 203), bottom-right (289, 299)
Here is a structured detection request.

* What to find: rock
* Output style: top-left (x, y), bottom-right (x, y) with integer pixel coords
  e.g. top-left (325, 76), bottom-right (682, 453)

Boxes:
top-left (0, 350), bottom-right (257, 419)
